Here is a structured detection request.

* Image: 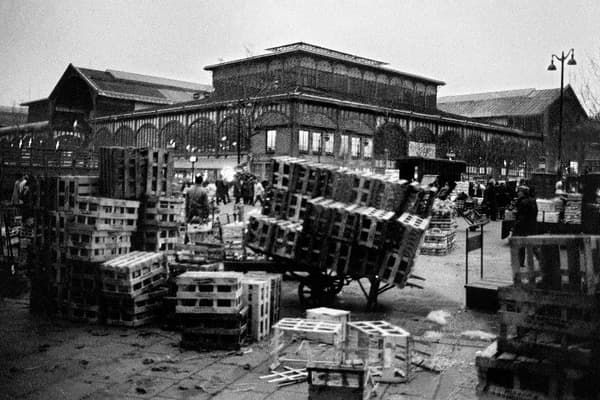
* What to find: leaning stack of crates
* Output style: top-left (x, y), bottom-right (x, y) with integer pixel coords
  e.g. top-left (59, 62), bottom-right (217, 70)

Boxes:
top-left (100, 251), bottom-right (168, 326)
top-left (176, 271), bottom-right (248, 350)
top-left (136, 195), bottom-right (185, 260)
top-left (247, 157), bottom-right (434, 289)
top-left (421, 199), bottom-right (457, 256)
top-left (476, 235), bottom-right (600, 399)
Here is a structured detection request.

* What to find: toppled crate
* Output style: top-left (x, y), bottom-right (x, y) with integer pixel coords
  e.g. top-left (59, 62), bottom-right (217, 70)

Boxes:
top-left (176, 271), bottom-right (244, 314)
top-left (70, 196), bottom-right (140, 232)
top-left (100, 251), bottom-right (167, 297)
top-left (242, 276), bottom-right (272, 342)
top-left (103, 287), bottom-right (168, 327)
top-left (347, 320), bottom-right (412, 383)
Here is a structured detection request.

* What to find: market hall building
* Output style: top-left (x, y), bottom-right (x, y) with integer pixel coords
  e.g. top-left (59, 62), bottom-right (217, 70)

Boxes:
top-left (2, 43), bottom-right (543, 182)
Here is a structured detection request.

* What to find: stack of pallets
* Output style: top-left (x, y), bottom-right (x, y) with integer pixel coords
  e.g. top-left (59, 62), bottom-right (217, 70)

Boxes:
top-left (99, 146), bottom-right (174, 200)
top-left (59, 261), bottom-right (102, 323)
top-left (476, 235), bottom-right (600, 399)
top-left (175, 223), bottom-right (224, 266)
top-left (100, 251), bottom-right (168, 327)
top-left (241, 276), bottom-right (271, 342)
top-left (66, 196), bottom-right (139, 262)
top-left (248, 157), bottom-right (434, 289)
top-left (136, 195), bottom-right (185, 258)
top-left (222, 221), bottom-right (245, 260)
top-left (244, 272), bottom-right (283, 328)
top-left (176, 271), bottom-right (248, 350)
top-left (421, 200), bottom-right (457, 256)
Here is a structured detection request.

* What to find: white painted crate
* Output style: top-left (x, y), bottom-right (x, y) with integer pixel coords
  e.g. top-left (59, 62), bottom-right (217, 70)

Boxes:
top-left (306, 307), bottom-right (350, 343)
top-left (347, 320), bottom-right (412, 383)
top-left (176, 271), bottom-right (244, 314)
top-left (245, 272), bottom-right (282, 326)
top-left (242, 276), bottom-right (271, 342)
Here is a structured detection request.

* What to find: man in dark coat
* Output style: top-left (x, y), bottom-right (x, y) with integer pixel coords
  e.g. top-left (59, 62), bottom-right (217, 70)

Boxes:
top-left (483, 180), bottom-right (498, 221)
top-left (513, 185), bottom-right (538, 267)
top-left (186, 175), bottom-right (209, 223)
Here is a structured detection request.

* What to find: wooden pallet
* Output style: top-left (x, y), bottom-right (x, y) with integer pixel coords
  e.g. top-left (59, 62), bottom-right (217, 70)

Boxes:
top-left (242, 276), bottom-right (271, 342)
top-left (140, 195), bottom-right (185, 227)
top-left (42, 175), bottom-right (99, 211)
top-left (244, 272), bottom-right (282, 328)
top-left (101, 251), bottom-right (168, 297)
top-left (272, 220), bottom-right (303, 260)
top-left (498, 286), bottom-right (600, 368)
top-left (347, 320), bottom-right (411, 383)
top-left (509, 235), bottom-right (600, 295)
top-left (476, 341), bottom-right (598, 400)
top-left (103, 287), bottom-right (168, 327)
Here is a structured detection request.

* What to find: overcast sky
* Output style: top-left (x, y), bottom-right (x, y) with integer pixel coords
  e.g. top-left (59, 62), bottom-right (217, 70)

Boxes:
top-left (2, 0), bottom-right (599, 113)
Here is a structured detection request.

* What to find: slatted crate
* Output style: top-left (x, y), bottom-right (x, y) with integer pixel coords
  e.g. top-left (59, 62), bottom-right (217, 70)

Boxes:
top-left (103, 287), bottom-right (168, 327)
top-left (176, 305), bottom-right (248, 330)
top-left (140, 195), bottom-right (185, 227)
top-left (136, 147), bottom-right (174, 198)
top-left (307, 362), bottom-right (377, 400)
top-left (350, 172), bottom-right (379, 206)
top-left (331, 171), bottom-right (355, 203)
top-left (137, 225), bottom-right (184, 254)
top-left (286, 193), bottom-right (310, 221)
top-left (329, 202), bottom-right (360, 242)
top-left (99, 146), bottom-right (138, 200)
top-left (176, 271), bottom-right (244, 314)
top-left (100, 251), bottom-right (168, 297)
top-left (295, 234), bottom-right (327, 270)
top-left (291, 159), bottom-right (312, 194)
top-left (270, 156), bottom-right (303, 191)
top-left (348, 246), bottom-right (381, 278)
top-left (303, 197), bottom-right (336, 236)
top-left (420, 228), bottom-right (456, 256)
top-left (378, 250), bottom-right (413, 288)
top-left (66, 230), bottom-right (132, 263)
top-left (498, 286), bottom-right (600, 368)
top-left (347, 320), bottom-right (412, 383)
top-left (242, 276), bottom-right (272, 342)
top-left (245, 215), bottom-right (278, 254)
top-left (272, 318), bottom-right (344, 367)
top-left (356, 208), bottom-right (395, 249)
top-left (476, 341), bottom-right (597, 400)
top-left (266, 188), bottom-right (289, 218)
top-left (306, 307), bottom-right (350, 343)
top-left (181, 323), bottom-right (247, 351)
top-left (42, 175), bottom-right (99, 211)
top-left (315, 164), bottom-right (339, 198)
top-left (175, 242), bottom-right (225, 264)
top-left (245, 272), bottom-right (283, 327)
top-left (323, 239), bottom-right (353, 275)
top-left (70, 196), bottom-right (140, 232)
top-left (169, 261), bottom-right (224, 278)
top-left (272, 221), bottom-right (303, 260)
top-left (509, 235), bottom-right (600, 295)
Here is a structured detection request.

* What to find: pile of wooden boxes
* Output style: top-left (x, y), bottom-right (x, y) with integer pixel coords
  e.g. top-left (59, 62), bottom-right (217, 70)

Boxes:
top-left (564, 193), bottom-right (583, 224)
top-left (476, 235), bottom-right (600, 399)
top-left (421, 199), bottom-right (457, 256)
top-left (136, 195), bottom-right (185, 258)
top-left (246, 157), bottom-right (434, 289)
top-left (100, 251), bottom-right (168, 326)
top-left (176, 271), bottom-right (281, 349)
top-left (536, 198), bottom-right (562, 224)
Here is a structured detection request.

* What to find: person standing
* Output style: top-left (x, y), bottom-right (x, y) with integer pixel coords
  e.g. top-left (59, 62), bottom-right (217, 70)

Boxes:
top-left (513, 186), bottom-right (538, 266)
top-left (483, 179), bottom-right (498, 221)
top-left (186, 175), bottom-right (209, 223)
top-left (215, 176), bottom-right (229, 205)
top-left (253, 180), bottom-right (265, 206)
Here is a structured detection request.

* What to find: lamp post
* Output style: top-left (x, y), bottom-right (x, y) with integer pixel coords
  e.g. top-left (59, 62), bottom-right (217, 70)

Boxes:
top-left (547, 48), bottom-right (576, 175)
top-left (189, 155), bottom-right (197, 180)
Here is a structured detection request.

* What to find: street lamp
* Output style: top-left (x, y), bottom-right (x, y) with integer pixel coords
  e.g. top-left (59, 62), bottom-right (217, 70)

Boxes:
top-left (189, 155), bottom-right (197, 180)
top-left (547, 48), bottom-right (576, 175)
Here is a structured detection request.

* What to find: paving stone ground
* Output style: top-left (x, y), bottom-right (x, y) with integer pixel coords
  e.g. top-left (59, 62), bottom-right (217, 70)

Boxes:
top-left (0, 209), bottom-right (509, 399)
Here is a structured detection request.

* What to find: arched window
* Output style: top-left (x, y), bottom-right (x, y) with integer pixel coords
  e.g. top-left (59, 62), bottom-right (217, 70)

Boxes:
top-left (115, 126), bottom-right (135, 147)
top-left (95, 128), bottom-right (114, 148)
top-left (218, 116), bottom-right (247, 153)
top-left (160, 121), bottom-right (186, 153)
top-left (136, 124), bottom-right (159, 148)
top-left (188, 118), bottom-right (216, 153)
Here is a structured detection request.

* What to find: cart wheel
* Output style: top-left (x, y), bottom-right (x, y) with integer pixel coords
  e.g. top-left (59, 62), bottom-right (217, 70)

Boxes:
top-left (298, 273), bottom-right (339, 308)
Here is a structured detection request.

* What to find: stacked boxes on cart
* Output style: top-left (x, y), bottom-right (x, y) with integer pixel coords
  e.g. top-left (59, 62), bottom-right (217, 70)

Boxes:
top-left (175, 271), bottom-right (281, 349)
top-left (246, 157), bottom-right (434, 288)
top-left (421, 199), bottom-right (457, 256)
top-left (476, 235), bottom-right (600, 399)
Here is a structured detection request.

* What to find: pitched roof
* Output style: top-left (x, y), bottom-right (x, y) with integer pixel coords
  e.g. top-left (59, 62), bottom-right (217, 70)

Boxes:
top-left (53, 65), bottom-right (213, 105)
top-left (437, 87), bottom-right (565, 118)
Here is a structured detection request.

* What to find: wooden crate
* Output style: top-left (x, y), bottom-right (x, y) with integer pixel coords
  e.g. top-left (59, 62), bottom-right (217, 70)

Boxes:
top-left (509, 235), bottom-right (600, 295)
top-left (42, 175), bottom-right (99, 211)
top-left (272, 220), bottom-right (303, 260)
top-left (245, 215), bottom-right (277, 254)
top-left (356, 208), bottom-right (395, 249)
top-left (137, 225), bottom-right (184, 253)
top-left (286, 193), bottom-right (310, 221)
top-left (242, 276), bottom-right (272, 342)
top-left (101, 251), bottom-right (168, 297)
top-left (306, 307), bottom-right (350, 343)
top-left (348, 246), bottom-right (381, 278)
top-left (350, 172), bottom-right (380, 206)
top-left (270, 156), bottom-right (303, 191)
top-left (303, 197), bottom-right (336, 236)
top-left (136, 147), bottom-right (174, 198)
top-left (70, 196), bottom-right (140, 232)
top-left (498, 286), bottom-right (600, 368)
top-left (476, 341), bottom-right (598, 400)
top-left (169, 261), bottom-right (224, 277)
top-left (175, 242), bottom-right (225, 264)
top-left (331, 171), bottom-right (355, 203)
top-left (329, 203), bottom-right (360, 243)
top-left (323, 239), bottom-right (353, 275)
top-left (307, 362), bottom-right (377, 400)
top-left (295, 234), bottom-right (327, 270)
top-left (66, 230), bottom-right (132, 263)
top-left (244, 272), bottom-right (283, 327)
top-left (181, 324), bottom-right (247, 351)
top-left (347, 320), bottom-right (411, 383)
top-left (175, 271), bottom-right (244, 314)
top-left (103, 287), bottom-right (168, 327)
top-left (140, 195), bottom-right (185, 227)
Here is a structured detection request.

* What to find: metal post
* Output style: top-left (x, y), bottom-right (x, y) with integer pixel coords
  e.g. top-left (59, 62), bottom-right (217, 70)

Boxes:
top-left (558, 51), bottom-right (565, 175)
top-left (237, 102), bottom-right (241, 165)
top-left (480, 224), bottom-right (484, 280)
top-left (465, 228), bottom-right (469, 285)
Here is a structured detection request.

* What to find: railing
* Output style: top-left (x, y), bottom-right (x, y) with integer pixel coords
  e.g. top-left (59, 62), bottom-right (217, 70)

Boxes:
top-left (0, 148), bottom-right (99, 173)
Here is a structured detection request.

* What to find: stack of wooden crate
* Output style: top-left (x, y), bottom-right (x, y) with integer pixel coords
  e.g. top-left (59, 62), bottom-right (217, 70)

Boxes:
top-left (100, 251), bottom-right (168, 327)
top-left (421, 200), bottom-right (457, 256)
top-left (99, 146), bottom-right (174, 200)
top-left (136, 195), bottom-right (185, 258)
top-left (175, 223), bottom-right (224, 265)
top-left (476, 235), bottom-right (600, 399)
top-left (249, 157), bottom-right (434, 289)
top-left (245, 272), bottom-right (283, 328)
top-left (176, 271), bottom-right (248, 350)
top-left (222, 221), bottom-right (245, 260)
top-left (241, 276), bottom-right (271, 342)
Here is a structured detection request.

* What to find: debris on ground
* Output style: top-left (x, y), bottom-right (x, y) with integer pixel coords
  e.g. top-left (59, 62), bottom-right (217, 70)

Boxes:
top-left (460, 330), bottom-right (496, 341)
top-left (426, 310), bottom-right (451, 325)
